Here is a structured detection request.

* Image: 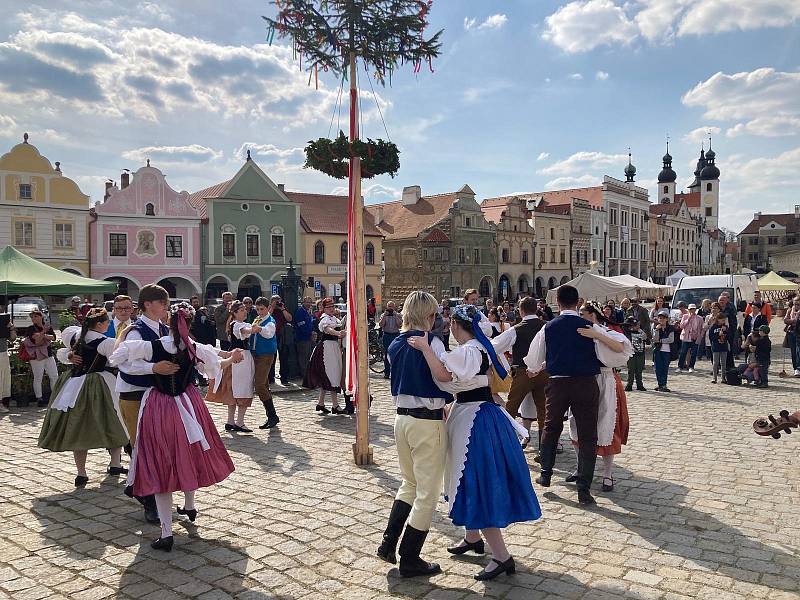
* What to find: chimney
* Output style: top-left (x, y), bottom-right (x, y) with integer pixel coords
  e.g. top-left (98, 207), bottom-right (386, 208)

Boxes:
top-left (402, 185), bottom-right (421, 206)
top-left (374, 205), bottom-right (384, 225)
top-left (121, 169), bottom-right (130, 189)
top-left (754, 211), bottom-right (761, 220)
top-left (278, 183), bottom-right (285, 191)
top-left (104, 180), bottom-right (114, 201)
top-left (795, 204), bottom-right (799, 219)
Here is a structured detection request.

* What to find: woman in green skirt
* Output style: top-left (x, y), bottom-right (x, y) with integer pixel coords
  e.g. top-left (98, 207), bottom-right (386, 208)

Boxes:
top-left (38, 308), bottom-right (129, 487)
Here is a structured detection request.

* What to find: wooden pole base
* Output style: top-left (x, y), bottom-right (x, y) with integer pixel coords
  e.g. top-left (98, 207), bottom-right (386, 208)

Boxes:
top-left (352, 440), bottom-right (374, 465)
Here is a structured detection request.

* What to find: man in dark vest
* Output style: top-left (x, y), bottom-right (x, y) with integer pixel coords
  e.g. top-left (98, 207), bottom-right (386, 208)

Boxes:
top-left (493, 297), bottom-right (548, 456)
top-left (524, 285), bottom-right (601, 505)
top-left (116, 284), bottom-right (179, 522)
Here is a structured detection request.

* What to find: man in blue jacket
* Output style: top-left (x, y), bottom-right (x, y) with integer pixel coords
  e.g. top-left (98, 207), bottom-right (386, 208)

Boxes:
top-left (293, 296), bottom-right (315, 379)
top-left (525, 285), bottom-right (601, 505)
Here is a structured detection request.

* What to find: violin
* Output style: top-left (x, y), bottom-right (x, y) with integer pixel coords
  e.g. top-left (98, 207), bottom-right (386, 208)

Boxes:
top-left (753, 410), bottom-right (800, 439)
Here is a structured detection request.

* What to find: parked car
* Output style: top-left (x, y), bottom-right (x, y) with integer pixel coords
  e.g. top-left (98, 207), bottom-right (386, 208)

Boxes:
top-left (334, 303), bottom-right (348, 322)
top-left (6, 297), bottom-right (50, 330)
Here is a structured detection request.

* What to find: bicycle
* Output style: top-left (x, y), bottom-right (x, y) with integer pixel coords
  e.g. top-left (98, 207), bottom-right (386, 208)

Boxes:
top-left (368, 327), bottom-right (385, 373)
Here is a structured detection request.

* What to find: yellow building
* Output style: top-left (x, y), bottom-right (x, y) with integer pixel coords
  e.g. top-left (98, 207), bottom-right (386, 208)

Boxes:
top-left (286, 191), bottom-right (383, 303)
top-left (0, 133), bottom-right (91, 276)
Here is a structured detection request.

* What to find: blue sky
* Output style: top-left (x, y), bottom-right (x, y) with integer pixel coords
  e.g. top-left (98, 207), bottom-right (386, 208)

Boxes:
top-left (0, 0), bottom-right (798, 233)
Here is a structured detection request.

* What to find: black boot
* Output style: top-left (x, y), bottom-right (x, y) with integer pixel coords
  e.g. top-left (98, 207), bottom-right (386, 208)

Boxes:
top-left (398, 526), bottom-right (441, 577)
top-left (576, 450), bottom-right (598, 506)
top-left (344, 396), bottom-right (355, 415)
top-left (376, 500), bottom-right (411, 564)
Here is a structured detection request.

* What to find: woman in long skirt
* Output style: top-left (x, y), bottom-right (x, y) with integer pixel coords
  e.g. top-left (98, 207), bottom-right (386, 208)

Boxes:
top-left (110, 302), bottom-right (239, 552)
top-left (303, 297), bottom-right (346, 414)
top-left (38, 309), bottom-right (128, 486)
top-left (564, 303), bottom-right (632, 492)
top-left (409, 304), bottom-right (541, 581)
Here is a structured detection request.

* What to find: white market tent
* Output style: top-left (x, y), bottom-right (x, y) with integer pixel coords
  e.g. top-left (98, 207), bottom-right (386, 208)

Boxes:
top-left (665, 269), bottom-right (689, 286)
top-left (546, 272), bottom-right (637, 305)
top-left (756, 271), bottom-right (799, 292)
top-left (610, 274), bottom-right (673, 298)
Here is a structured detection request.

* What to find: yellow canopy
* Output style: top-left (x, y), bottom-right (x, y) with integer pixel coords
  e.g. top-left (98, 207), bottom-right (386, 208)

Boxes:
top-left (757, 271), bottom-right (799, 291)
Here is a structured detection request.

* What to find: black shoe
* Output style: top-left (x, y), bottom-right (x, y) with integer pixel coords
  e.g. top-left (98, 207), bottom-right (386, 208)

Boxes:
top-left (144, 507), bottom-right (160, 524)
top-left (344, 397), bottom-right (355, 415)
top-left (565, 471), bottom-right (579, 483)
top-left (475, 556), bottom-right (515, 581)
top-left (74, 475), bottom-right (89, 487)
top-left (624, 385), bottom-right (632, 392)
top-left (532, 451), bottom-right (541, 464)
top-left (259, 417), bottom-right (280, 429)
top-left (383, 374), bottom-right (390, 379)
top-left (123, 443), bottom-right (133, 456)
top-left (107, 466), bottom-right (128, 476)
top-left (636, 386), bottom-right (647, 391)
top-left (177, 506), bottom-right (197, 522)
top-left (331, 406), bottom-right (346, 415)
top-left (398, 526), bottom-right (442, 578)
top-left (602, 477), bottom-right (615, 492)
top-left (447, 538), bottom-right (485, 555)
top-left (224, 423), bottom-right (236, 431)
top-left (151, 536), bottom-right (173, 552)
top-left (377, 500), bottom-right (411, 564)
top-left (37, 398), bottom-right (48, 407)
top-left (535, 473), bottom-right (551, 487)
top-left (578, 490), bottom-right (596, 505)
top-left (315, 405), bottom-right (331, 415)
top-left (661, 387), bottom-right (671, 393)
top-left (234, 424), bottom-right (253, 433)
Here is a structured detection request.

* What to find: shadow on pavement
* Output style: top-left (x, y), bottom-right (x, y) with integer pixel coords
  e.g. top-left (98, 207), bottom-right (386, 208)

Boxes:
top-left (548, 467), bottom-right (800, 592)
top-left (229, 427), bottom-right (312, 476)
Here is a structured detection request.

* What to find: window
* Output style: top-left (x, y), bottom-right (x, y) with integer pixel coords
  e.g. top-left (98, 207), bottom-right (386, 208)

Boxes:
top-left (595, 226), bottom-right (599, 235)
top-left (575, 250), bottom-right (580, 265)
top-left (559, 248), bottom-right (566, 263)
top-left (166, 235), bottom-right (182, 258)
top-left (14, 220), bottom-right (34, 247)
top-left (19, 184), bottom-right (32, 200)
top-left (109, 233), bottom-right (127, 256)
top-left (550, 248), bottom-right (556, 263)
top-left (474, 248), bottom-right (480, 264)
top-left (241, 203), bottom-right (249, 211)
top-left (768, 237), bottom-right (778, 245)
top-left (501, 248), bottom-right (509, 263)
top-left (663, 185), bottom-right (668, 193)
top-left (621, 211), bottom-right (628, 227)
top-left (521, 250), bottom-right (528, 264)
top-left (750, 238), bottom-right (758, 246)
top-left (246, 234), bottom-right (259, 257)
top-left (631, 244), bottom-right (637, 259)
top-left (600, 249), bottom-right (604, 262)
top-left (632, 213), bottom-right (638, 229)
top-left (583, 250), bottom-right (588, 264)
top-left (223, 233), bottom-right (236, 257)
top-left (340, 242), bottom-right (348, 264)
top-left (621, 243), bottom-right (628, 259)
top-left (365, 242), bottom-right (375, 265)
top-left (610, 209), bottom-right (618, 225)
top-left (610, 241), bottom-right (617, 258)
top-left (54, 223), bottom-right (73, 248)
top-left (550, 228), bottom-right (555, 240)
top-left (705, 207), bottom-right (712, 217)
top-left (465, 217), bottom-right (472, 228)
top-left (458, 248), bottom-right (466, 264)
top-left (540, 247), bottom-right (545, 263)
top-left (706, 183), bottom-right (712, 192)
top-left (271, 234), bottom-right (283, 258)
top-left (145, 203), bottom-right (155, 216)
top-left (314, 240), bottom-right (325, 264)
top-left (641, 244), bottom-right (646, 260)
top-left (592, 248), bottom-right (597, 262)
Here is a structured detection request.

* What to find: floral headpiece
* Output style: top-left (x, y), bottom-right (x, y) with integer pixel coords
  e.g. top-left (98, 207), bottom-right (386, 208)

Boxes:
top-left (170, 301), bottom-right (195, 319)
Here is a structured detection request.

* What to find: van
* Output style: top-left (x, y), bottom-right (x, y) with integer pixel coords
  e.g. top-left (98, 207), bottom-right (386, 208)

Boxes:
top-left (671, 274), bottom-right (758, 309)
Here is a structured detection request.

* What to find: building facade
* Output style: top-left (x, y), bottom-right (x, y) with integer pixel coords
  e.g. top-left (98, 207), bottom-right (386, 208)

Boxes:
top-left (189, 156), bottom-right (301, 301)
top-left (648, 199), bottom-right (699, 282)
top-left (480, 195), bottom-right (535, 301)
top-left (738, 207), bottom-right (800, 271)
top-left (0, 133), bottom-right (91, 276)
top-left (90, 162), bottom-right (203, 299)
top-left (368, 185), bottom-right (498, 303)
top-left (286, 191), bottom-right (383, 303)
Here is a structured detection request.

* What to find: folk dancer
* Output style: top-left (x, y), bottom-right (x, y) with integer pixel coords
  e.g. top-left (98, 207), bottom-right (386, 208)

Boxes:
top-left (251, 296), bottom-right (279, 429)
top-left (303, 298), bottom-right (346, 414)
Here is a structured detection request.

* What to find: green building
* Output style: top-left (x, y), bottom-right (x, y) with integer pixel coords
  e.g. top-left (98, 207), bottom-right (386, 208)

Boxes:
top-left (189, 154), bottom-right (301, 300)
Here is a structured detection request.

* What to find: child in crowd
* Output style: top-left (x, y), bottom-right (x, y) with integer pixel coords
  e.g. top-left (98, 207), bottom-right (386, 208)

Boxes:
top-left (746, 325), bottom-right (772, 388)
top-left (741, 360), bottom-right (761, 385)
top-left (708, 314), bottom-right (729, 384)
top-left (623, 317), bottom-right (647, 392)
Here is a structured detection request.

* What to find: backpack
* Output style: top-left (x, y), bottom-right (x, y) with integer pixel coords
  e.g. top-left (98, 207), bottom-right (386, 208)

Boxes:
top-left (723, 368), bottom-right (742, 386)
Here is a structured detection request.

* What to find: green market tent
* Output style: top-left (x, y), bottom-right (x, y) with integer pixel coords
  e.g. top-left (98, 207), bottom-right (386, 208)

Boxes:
top-left (0, 245), bottom-right (117, 295)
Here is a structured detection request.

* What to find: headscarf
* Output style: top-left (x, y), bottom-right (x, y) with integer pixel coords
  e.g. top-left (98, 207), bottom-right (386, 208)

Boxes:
top-left (452, 304), bottom-right (508, 379)
top-left (170, 301), bottom-right (200, 363)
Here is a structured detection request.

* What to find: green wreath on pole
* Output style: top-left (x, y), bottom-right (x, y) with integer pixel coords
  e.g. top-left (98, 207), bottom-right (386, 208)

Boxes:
top-left (304, 131), bottom-right (400, 180)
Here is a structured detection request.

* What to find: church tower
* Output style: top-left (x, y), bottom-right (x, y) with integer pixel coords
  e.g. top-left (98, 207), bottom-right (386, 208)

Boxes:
top-left (699, 140), bottom-right (720, 228)
top-left (657, 139), bottom-right (677, 204)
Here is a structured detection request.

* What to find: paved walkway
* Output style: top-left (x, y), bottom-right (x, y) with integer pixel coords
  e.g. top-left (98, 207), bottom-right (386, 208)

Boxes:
top-left (1, 332), bottom-right (799, 599)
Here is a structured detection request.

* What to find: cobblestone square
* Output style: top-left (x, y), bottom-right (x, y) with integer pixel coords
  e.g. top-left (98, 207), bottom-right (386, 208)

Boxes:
top-left (1, 335), bottom-right (799, 600)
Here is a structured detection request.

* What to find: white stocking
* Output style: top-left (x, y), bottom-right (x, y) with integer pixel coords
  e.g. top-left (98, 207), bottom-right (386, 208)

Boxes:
top-left (183, 490), bottom-right (196, 511)
top-left (154, 493), bottom-right (173, 538)
top-left (481, 528), bottom-right (510, 569)
top-left (602, 455), bottom-right (615, 479)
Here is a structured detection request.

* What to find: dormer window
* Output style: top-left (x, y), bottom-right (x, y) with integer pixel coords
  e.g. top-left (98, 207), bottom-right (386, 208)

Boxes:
top-left (465, 217), bottom-right (472, 227)
top-left (19, 184), bottom-right (32, 200)
top-left (145, 203), bottom-right (155, 216)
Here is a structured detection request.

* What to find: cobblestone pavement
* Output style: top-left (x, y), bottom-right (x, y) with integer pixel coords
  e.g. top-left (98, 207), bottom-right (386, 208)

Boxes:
top-left (1, 332), bottom-right (799, 600)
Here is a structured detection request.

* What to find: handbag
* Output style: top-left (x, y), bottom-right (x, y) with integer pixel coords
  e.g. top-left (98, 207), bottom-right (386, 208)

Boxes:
top-left (18, 344), bottom-right (32, 362)
top-left (783, 333), bottom-right (791, 349)
top-left (488, 365), bottom-right (512, 394)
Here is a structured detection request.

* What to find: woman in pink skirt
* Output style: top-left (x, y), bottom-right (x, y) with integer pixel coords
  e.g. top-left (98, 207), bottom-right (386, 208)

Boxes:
top-left (110, 302), bottom-right (242, 552)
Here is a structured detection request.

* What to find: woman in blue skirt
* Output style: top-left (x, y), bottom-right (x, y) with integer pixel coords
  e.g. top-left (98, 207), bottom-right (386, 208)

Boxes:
top-left (408, 304), bottom-right (541, 581)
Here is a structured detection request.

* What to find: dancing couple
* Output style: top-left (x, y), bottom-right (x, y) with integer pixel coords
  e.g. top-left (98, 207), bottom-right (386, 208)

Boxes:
top-left (377, 291), bottom-right (540, 581)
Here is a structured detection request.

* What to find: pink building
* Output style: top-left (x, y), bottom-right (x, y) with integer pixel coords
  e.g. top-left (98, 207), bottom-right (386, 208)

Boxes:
top-left (90, 161), bottom-right (203, 299)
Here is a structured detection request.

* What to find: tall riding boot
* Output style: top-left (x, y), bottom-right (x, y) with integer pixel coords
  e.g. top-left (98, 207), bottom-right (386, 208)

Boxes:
top-left (344, 395), bottom-right (355, 415)
top-left (576, 448), bottom-right (598, 506)
top-left (398, 525), bottom-right (441, 577)
top-left (376, 500), bottom-right (411, 564)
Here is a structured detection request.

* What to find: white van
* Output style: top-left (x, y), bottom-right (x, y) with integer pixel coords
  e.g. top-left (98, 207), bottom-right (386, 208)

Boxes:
top-left (671, 274), bottom-right (758, 309)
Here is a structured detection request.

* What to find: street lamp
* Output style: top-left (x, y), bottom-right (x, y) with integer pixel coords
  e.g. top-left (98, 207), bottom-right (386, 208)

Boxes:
top-left (532, 240), bottom-right (538, 298)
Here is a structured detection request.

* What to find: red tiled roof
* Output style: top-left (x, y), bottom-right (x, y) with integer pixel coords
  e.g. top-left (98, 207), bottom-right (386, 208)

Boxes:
top-left (285, 191), bottom-right (382, 236)
top-left (484, 186), bottom-right (604, 211)
top-left (366, 192), bottom-right (457, 240)
top-left (422, 228), bottom-right (450, 243)
top-left (674, 191), bottom-right (700, 208)
top-left (188, 179), bottom-right (232, 218)
top-left (536, 204), bottom-right (571, 215)
top-left (649, 202), bottom-right (681, 216)
top-left (740, 213), bottom-right (800, 235)
top-left (480, 205), bottom-right (507, 225)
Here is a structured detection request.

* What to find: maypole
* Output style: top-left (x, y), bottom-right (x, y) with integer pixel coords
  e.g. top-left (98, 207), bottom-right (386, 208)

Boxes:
top-left (264, 0), bottom-right (442, 465)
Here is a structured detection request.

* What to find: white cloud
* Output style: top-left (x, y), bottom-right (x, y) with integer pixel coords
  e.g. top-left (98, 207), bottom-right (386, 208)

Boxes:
top-left (542, 0), bottom-right (638, 53)
top-left (122, 144), bottom-right (223, 164)
top-left (543, 174), bottom-right (600, 189)
top-left (726, 116), bottom-right (800, 138)
top-left (683, 126), bottom-right (721, 144)
top-left (333, 183), bottom-right (400, 203)
top-left (462, 81), bottom-right (513, 104)
top-left (537, 152), bottom-right (550, 161)
top-left (0, 114), bottom-right (18, 137)
top-left (464, 14), bottom-right (508, 31)
top-left (596, 70), bottom-right (609, 80)
top-left (543, 0), bottom-right (800, 52)
top-left (569, 73), bottom-right (583, 80)
top-left (393, 114), bottom-right (444, 143)
top-left (538, 150), bottom-right (628, 177)
top-left (234, 143), bottom-right (304, 161)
